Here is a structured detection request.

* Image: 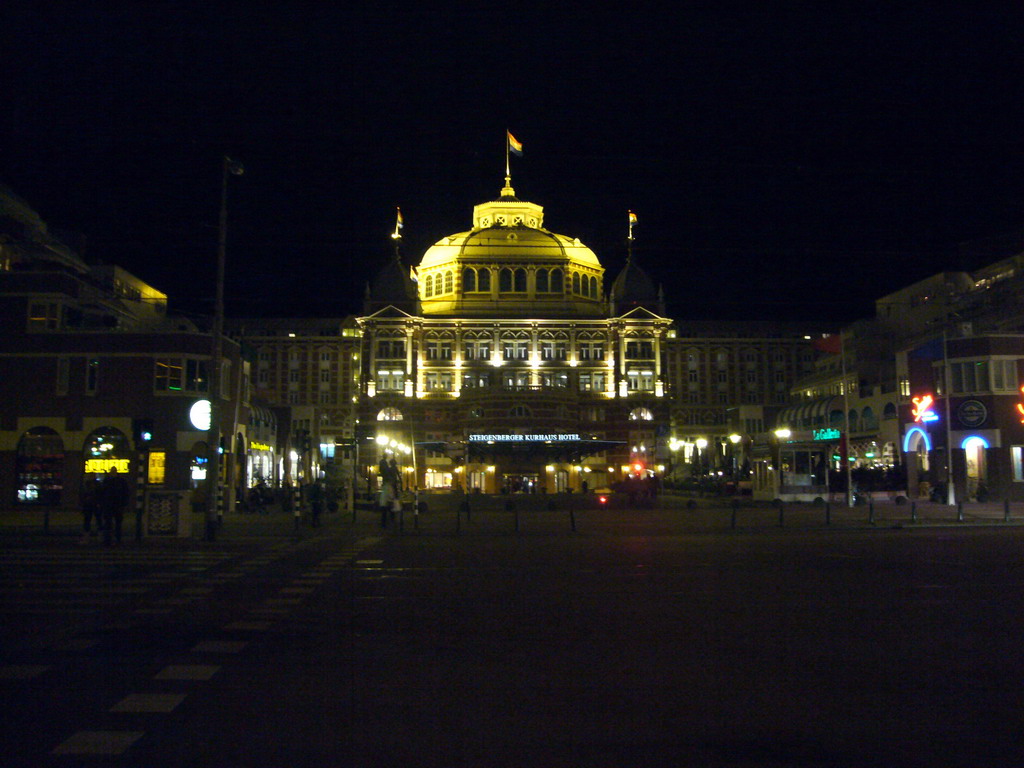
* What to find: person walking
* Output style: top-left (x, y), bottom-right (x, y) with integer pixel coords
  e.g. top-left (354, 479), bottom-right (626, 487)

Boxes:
top-left (99, 466), bottom-right (131, 545)
top-left (309, 479), bottom-right (324, 528)
top-left (378, 457), bottom-right (396, 528)
top-left (80, 476), bottom-right (102, 543)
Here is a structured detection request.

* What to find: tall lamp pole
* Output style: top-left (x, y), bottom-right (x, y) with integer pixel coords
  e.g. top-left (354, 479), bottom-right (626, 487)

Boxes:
top-left (205, 155), bottom-right (244, 541)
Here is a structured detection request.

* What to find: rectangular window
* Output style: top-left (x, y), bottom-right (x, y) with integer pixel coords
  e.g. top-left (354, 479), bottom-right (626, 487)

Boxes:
top-left (555, 342), bottom-right (567, 360)
top-left (425, 372), bottom-right (453, 391)
top-left (86, 358), bottom-right (99, 394)
top-left (290, 370), bottom-right (300, 383)
top-left (186, 359), bottom-right (208, 392)
top-left (541, 342), bottom-right (554, 360)
top-left (56, 358), bottom-right (70, 396)
top-left (28, 302), bottom-right (60, 330)
top-left (426, 342), bottom-right (440, 360)
top-left (463, 372), bottom-right (491, 388)
top-left (627, 370), bottom-right (654, 391)
top-left (376, 371), bottom-right (404, 391)
top-left (440, 342), bottom-right (452, 360)
top-left (464, 342), bottom-right (476, 360)
top-left (155, 358), bottom-right (184, 391)
top-left (320, 370), bottom-right (330, 383)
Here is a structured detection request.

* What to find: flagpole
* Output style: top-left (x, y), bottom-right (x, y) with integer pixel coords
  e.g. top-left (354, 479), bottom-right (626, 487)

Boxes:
top-left (505, 129), bottom-right (510, 182)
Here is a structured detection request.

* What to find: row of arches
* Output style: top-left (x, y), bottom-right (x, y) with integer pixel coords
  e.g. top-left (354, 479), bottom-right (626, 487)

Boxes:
top-left (376, 405), bottom-right (653, 422)
top-left (421, 267), bottom-right (602, 299)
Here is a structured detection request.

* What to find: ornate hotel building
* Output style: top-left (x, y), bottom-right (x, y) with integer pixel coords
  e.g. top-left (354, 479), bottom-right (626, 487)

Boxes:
top-left (355, 179), bottom-right (822, 493)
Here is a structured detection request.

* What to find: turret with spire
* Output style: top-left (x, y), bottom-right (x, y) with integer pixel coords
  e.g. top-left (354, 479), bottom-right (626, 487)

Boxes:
top-left (363, 206), bottom-right (418, 314)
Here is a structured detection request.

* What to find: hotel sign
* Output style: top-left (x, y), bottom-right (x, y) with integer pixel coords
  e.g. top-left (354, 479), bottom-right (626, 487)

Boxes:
top-left (469, 433), bottom-right (581, 443)
top-left (812, 428), bottom-right (841, 441)
top-left (85, 458), bottom-right (131, 474)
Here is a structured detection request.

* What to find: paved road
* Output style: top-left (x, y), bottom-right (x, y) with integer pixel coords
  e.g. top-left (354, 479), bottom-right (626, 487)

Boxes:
top-left (2, 510), bottom-right (1023, 767)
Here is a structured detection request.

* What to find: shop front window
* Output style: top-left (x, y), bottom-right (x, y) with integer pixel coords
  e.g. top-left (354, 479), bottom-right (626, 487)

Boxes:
top-left (16, 427), bottom-right (64, 505)
top-left (83, 427), bottom-right (131, 476)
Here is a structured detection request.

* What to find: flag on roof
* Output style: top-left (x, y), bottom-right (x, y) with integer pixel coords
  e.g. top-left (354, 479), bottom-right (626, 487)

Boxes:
top-left (507, 131), bottom-right (523, 156)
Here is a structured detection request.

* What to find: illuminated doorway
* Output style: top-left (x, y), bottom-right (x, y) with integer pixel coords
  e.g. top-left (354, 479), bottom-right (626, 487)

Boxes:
top-left (962, 436), bottom-right (988, 500)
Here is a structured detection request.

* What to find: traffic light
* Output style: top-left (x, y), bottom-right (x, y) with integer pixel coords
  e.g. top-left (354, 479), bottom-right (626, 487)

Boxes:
top-left (133, 418), bottom-right (154, 445)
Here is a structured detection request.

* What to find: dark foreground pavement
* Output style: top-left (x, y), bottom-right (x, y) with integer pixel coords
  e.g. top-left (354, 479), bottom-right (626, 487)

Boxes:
top-left (2, 506), bottom-right (1024, 767)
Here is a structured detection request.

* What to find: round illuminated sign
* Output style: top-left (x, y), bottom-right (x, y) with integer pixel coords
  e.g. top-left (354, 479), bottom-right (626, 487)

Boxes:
top-left (957, 400), bottom-right (987, 429)
top-left (190, 399), bottom-right (211, 431)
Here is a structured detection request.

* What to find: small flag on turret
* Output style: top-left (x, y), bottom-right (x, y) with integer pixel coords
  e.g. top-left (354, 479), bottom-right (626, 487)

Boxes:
top-left (392, 207), bottom-right (404, 239)
top-left (507, 131), bottom-right (523, 156)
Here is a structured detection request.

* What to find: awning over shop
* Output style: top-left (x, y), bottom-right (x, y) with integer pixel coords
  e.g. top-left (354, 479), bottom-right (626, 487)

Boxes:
top-left (776, 396), bottom-right (843, 430)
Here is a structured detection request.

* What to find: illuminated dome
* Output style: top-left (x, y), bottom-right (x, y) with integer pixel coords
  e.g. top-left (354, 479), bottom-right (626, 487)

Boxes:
top-left (416, 182), bottom-right (606, 318)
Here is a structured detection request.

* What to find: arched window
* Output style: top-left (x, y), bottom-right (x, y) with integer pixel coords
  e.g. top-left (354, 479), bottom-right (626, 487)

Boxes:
top-left (444, 271), bottom-right (453, 294)
top-left (514, 268), bottom-right (527, 292)
top-left (550, 268), bottom-right (563, 292)
top-left (478, 268), bottom-right (491, 291)
top-left (462, 268), bottom-right (476, 292)
top-left (424, 274), bottom-right (434, 298)
top-left (499, 268), bottom-right (513, 292)
top-left (861, 407), bottom-right (877, 430)
top-left (588, 276), bottom-right (597, 298)
top-left (536, 269), bottom-right (549, 293)
top-left (883, 402), bottom-right (897, 420)
top-left (377, 407), bottom-right (404, 421)
top-left (572, 272), bottom-right (581, 295)
top-left (629, 407), bottom-right (654, 421)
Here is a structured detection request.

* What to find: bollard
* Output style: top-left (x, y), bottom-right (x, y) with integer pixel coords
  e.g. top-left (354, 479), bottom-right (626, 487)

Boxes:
top-left (778, 501), bottom-right (784, 528)
top-left (869, 502), bottom-right (875, 525)
top-left (1005, 498), bottom-right (1011, 523)
top-left (957, 501), bottom-right (964, 522)
top-left (135, 463), bottom-right (145, 542)
top-left (399, 506), bottom-right (404, 534)
top-left (515, 506), bottom-right (520, 532)
top-left (730, 499), bottom-right (738, 529)
top-left (825, 502), bottom-right (831, 526)
top-left (911, 501), bottom-right (917, 524)
top-left (456, 505), bottom-right (461, 534)
top-left (570, 506), bottom-right (577, 532)
top-left (44, 508), bottom-right (50, 534)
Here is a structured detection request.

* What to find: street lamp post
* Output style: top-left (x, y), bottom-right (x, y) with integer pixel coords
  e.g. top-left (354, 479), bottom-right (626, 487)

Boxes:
top-left (205, 155), bottom-right (243, 541)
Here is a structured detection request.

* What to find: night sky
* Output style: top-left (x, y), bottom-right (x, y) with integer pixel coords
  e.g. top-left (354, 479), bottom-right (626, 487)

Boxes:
top-left (5, 5), bottom-right (1024, 323)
